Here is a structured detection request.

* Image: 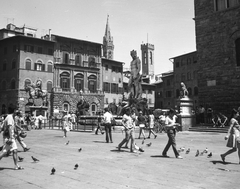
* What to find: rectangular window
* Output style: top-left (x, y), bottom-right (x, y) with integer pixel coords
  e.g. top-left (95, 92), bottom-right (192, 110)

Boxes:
top-left (3, 63), bottom-right (7, 71)
top-left (111, 83), bottom-right (118, 94)
top-left (4, 47), bottom-right (7, 55)
top-left (37, 47), bottom-right (43, 54)
top-left (103, 82), bottom-right (110, 93)
top-left (106, 98), bottom-right (108, 104)
top-left (175, 62), bottom-right (179, 68)
top-left (13, 45), bottom-right (17, 52)
top-left (215, 0), bottom-right (240, 11)
top-left (24, 45), bottom-right (34, 53)
top-left (167, 79), bottom-right (170, 86)
top-left (105, 65), bottom-right (108, 71)
top-left (48, 48), bottom-right (53, 55)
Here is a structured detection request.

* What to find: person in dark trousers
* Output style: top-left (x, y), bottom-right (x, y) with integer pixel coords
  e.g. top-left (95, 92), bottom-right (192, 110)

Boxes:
top-left (95, 112), bottom-right (104, 135)
top-left (162, 108), bottom-right (183, 159)
top-left (103, 108), bottom-right (113, 143)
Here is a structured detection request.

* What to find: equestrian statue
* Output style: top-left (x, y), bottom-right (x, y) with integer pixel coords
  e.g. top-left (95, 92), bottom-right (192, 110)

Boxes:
top-left (25, 79), bottom-right (48, 106)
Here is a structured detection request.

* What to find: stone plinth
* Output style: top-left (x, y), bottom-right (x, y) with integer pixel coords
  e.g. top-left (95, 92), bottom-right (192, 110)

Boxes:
top-left (177, 97), bottom-right (194, 131)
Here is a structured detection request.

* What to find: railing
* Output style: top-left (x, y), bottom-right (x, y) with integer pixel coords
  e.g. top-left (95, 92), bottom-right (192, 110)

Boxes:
top-left (23, 116), bottom-right (124, 132)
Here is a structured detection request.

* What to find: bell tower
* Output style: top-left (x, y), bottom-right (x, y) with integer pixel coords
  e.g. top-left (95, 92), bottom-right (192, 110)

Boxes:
top-left (141, 43), bottom-right (155, 77)
top-left (103, 15), bottom-right (114, 60)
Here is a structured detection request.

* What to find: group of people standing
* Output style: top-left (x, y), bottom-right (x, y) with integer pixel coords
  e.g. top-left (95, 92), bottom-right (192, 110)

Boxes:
top-left (95, 106), bottom-right (183, 158)
top-left (62, 112), bottom-right (76, 138)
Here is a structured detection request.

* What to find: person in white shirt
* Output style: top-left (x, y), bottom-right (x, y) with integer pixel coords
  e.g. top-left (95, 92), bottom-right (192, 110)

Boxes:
top-left (103, 108), bottom-right (113, 143)
top-left (0, 108), bottom-right (24, 170)
top-left (162, 108), bottom-right (183, 159)
top-left (118, 107), bottom-right (136, 152)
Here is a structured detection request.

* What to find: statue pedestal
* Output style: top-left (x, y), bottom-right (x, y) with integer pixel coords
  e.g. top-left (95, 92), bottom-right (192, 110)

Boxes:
top-left (177, 97), bottom-right (194, 131)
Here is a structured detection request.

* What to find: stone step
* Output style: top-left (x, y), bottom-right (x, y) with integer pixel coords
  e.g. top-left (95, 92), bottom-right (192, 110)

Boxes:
top-left (189, 126), bottom-right (229, 133)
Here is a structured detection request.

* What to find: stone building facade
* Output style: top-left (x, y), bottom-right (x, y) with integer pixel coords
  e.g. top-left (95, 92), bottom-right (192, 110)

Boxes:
top-left (50, 34), bottom-right (104, 115)
top-left (102, 58), bottom-right (124, 108)
top-left (0, 25), bottom-right (54, 117)
top-left (170, 51), bottom-right (199, 109)
top-left (194, 0), bottom-right (240, 115)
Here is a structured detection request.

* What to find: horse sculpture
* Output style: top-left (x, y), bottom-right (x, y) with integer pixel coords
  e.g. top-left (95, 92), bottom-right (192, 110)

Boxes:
top-left (25, 80), bottom-right (48, 106)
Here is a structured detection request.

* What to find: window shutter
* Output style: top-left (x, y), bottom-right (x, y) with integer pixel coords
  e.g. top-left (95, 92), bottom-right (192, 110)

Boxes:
top-left (34, 63), bottom-right (37, 70)
top-left (42, 64), bottom-right (45, 71)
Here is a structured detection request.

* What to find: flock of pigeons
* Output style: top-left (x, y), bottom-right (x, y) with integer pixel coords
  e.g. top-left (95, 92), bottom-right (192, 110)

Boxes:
top-left (178, 147), bottom-right (213, 158)
top-left (17, 140), bottom-right (82, 175)
top-left (17, 138), bottom-right (213, 175)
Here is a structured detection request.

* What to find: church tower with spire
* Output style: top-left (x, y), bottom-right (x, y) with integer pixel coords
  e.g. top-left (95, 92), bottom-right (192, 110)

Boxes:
top-left (103, 15), bottom-right (114, 60)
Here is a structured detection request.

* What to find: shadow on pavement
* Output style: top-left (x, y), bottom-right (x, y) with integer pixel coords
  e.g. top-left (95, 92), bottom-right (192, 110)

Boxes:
top-left (54, 136), bottom-right (64, 138)
top-left (151, 155), bottom-right (171, 158)
top-left (211, 160), bottom-right (237, 165)
top-left (0, 167), bottom-right (16, 171)
top-left (93, 141), bottom-right (106, 143)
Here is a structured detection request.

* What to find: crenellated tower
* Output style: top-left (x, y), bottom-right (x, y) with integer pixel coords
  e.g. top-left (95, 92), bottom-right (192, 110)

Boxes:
top-left (141, 43), bottom-right (155, 77)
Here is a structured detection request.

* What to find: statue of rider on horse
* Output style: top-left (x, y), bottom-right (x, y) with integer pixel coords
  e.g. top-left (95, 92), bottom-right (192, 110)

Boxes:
top-left (25, 79), bottom-right (48, 106)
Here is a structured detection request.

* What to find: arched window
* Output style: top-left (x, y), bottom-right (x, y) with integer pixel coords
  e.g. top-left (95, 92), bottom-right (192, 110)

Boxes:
top-left (74, 73), bottom-right (84, 92)
top-left (35, 60), bottom-right (45, 71)
top-left (63, 102), bottom-right (70, 113)
top-left (60, 72), bottom-right (70, 91)
top-left (91, 103), bottom-right (97, 115)
top-left (2, 80), bottom-right (6, 90)
top-left (12, 59), bottom-right (16, 69)
top-left (188, 87), bottom-right (192, 96)
top-left (75, 55), bottom-right (81, 66)
top-left (194, 87), bottom-right (198, 96)
top-left (47, 81), bottom-right (53, 92)
top-left (24, 79), bottom-right (31, 88)
top-left (88, 75), bottom-right (97, 93)
top-left (47, 62), bottom-right (53, 72)
top-left (25, 59), bottom-right (31, 70)
top-left (235, 38), bottom-right (240, 67)
top-left (10, 79), bottom-right (16, 89)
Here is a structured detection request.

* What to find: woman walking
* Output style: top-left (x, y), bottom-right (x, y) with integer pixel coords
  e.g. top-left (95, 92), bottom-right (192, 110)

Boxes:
top-left (220, 109), bottom-right (240, 164)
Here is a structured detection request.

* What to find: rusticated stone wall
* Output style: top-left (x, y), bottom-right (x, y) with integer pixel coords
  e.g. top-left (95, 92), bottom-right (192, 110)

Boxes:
top-left (195, 0), bottom-right (240, 116)
top-left (52, 91), bottom-right (104, 114)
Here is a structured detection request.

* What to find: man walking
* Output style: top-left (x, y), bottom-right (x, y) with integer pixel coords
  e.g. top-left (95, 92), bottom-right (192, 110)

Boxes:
top-left (103, 108), bottom-right (113, 143)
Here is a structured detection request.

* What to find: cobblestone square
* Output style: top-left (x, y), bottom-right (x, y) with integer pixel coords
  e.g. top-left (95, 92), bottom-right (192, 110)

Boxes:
top-left (0, 129), bottom-right (239, 189)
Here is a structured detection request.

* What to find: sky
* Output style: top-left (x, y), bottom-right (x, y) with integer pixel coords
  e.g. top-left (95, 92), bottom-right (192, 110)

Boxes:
top-left (0, 0), bottom-right (196, 75)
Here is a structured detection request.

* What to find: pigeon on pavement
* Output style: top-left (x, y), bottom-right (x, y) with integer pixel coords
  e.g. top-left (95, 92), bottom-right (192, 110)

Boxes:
top-left (74, 164), bottom-right (79, 170)
top-left (146, 142), bottom-right (152, 147)
top-left (31, 156), bottom-right (39, 162)
top-left (18, 156), bottom-right (24, 162)
top-left (65, 141), bottom-right (70, 145)
top-left (195, 150), bottom-right (199, 157)
top-left (204, 148), bottom-right (208, 153)
top-left (186, 148), bottom-right (190, 154)
top-left (51, 167), bottom-right (56, 175)
top-left (78, 148), bottom-right (82, 152)
top-left (207, 152), bottom-right (212, 158)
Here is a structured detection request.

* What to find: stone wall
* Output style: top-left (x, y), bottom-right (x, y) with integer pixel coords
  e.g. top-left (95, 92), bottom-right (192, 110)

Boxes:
top-left (195, 0), bottom-right (240, 115)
